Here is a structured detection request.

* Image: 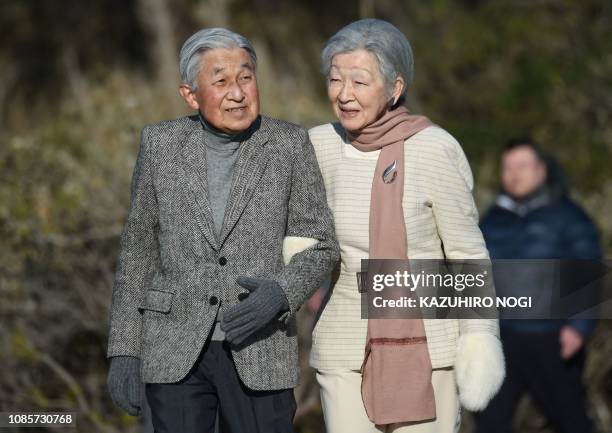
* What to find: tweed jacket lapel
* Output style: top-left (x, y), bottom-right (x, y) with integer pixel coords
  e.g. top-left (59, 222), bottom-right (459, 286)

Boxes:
top-left (177, 125), bottom-right (219, 251)
top-left (218, 117), bottom-right (269, 248)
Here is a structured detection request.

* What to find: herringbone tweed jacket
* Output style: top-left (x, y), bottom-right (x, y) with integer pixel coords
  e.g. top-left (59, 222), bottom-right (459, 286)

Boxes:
top-left (107, 115), bottom-right (339, 390)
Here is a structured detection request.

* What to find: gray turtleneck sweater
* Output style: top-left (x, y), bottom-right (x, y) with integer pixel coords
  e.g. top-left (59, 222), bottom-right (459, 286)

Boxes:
top-left (200, 114), bottom-right (248, 341)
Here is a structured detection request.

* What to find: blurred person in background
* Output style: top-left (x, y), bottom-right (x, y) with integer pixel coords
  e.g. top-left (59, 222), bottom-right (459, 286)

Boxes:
top-left (105, 27), bottom-right (339, 433)
top-left (474, 138), bottom-right (602, 433)
top-left (308, 19), bottom-right (504, 433)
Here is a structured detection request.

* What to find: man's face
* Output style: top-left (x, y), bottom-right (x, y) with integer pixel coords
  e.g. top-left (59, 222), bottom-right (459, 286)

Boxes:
top-left (180, 48), bottom-right (259, 134)
top-left (501, 146), bottom-right (547, 199)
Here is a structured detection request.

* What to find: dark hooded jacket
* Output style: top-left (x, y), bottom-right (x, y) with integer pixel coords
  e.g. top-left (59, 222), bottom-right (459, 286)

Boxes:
top-left (480, 156), bottom-right (602, 337)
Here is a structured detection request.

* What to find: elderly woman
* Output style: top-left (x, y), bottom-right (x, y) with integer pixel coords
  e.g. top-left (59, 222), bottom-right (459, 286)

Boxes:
top-left (307, 19), bottom-right (505, 433)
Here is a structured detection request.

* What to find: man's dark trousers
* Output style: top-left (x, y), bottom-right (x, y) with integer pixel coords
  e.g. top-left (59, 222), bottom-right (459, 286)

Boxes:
top-left (146, 338), bottom-right (296, 433)
top-left (473, 328), bottom-right (594, 433)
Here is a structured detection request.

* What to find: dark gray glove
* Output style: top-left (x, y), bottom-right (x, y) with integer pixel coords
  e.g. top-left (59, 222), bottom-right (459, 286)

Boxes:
top-left (221, 276), bottom-right (290, 345)
top-left (107, 356), bottom-right (143, 416)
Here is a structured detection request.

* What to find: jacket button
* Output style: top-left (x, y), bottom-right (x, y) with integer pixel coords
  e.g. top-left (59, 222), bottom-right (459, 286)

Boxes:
top-left (219, 257), bottom-right (227, 266)
top-left (209, 296), bottom-right (218, 305)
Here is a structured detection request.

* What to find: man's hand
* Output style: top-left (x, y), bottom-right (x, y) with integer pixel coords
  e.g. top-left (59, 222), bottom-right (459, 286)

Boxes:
top-left (107, 356), bottom-right (143, 416)
top-left (560, 326), bottom-right (584, 360)
top-left (221, 277), bottom-right (290, 345)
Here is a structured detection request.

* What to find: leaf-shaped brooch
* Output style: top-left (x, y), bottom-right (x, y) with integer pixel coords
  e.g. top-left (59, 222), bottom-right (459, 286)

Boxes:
top-left (382, 160), bottom-right (398, 184)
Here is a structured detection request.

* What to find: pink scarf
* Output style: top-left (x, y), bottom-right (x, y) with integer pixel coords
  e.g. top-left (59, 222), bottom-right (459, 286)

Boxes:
top-left (348, 105), bottom-right (436, 425)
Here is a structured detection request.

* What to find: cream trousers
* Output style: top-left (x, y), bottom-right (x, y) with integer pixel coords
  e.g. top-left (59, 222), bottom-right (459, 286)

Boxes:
top-left (316, 368), bottom-right (461, 433)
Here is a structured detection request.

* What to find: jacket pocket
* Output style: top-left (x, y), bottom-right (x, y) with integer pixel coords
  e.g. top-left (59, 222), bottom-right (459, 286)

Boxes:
top-left (138, 289), bottom-right (174, 313)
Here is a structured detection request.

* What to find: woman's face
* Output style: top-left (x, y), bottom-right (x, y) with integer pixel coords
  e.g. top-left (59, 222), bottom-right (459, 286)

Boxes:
top-left (327, 49), bottom-right (400, 133)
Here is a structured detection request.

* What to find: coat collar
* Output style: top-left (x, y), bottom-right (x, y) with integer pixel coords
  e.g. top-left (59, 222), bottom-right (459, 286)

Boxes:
top-left (496, 188), bottom-right (552, 217)
top-left (175, 116), bottom-right (269, 251)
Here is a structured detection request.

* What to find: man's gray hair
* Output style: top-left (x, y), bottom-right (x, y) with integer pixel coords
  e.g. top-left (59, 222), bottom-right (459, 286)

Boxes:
top-left (179, 28), bottom-right (257, 90)
top-left (321, 19), bottom-right (414, 105)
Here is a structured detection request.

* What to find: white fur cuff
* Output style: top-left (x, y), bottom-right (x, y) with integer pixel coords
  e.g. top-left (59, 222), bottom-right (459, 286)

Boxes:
top-left (454, 333), bottom-right (505, 411)
top-left (282, 236), bottom-right (319, 265)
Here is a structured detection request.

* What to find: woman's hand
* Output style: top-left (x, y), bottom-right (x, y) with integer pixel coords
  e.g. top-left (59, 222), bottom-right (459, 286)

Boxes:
top-left (454, 333), bottom-right (505, 411)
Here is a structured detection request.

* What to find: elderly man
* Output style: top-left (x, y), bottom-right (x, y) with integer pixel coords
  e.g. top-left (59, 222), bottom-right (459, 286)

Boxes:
top-left (106, 28), bottom-right (339, 433)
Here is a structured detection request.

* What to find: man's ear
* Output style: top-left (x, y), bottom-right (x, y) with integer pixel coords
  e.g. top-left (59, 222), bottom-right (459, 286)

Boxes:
top-left (537, 161), bottom-right (548, 185)
top-left (179, 84), bottom-right (199, 110)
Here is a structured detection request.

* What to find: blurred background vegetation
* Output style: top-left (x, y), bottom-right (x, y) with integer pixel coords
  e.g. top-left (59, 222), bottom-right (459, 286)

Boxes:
top-left (1, 0), bottom-right (611, 432)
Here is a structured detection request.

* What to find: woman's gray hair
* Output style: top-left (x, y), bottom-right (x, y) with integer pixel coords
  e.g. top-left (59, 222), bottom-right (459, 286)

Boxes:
top-left (321, 19), bottom-right (414, 106)
top-left (179, 28), bottom-right (257, 90)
